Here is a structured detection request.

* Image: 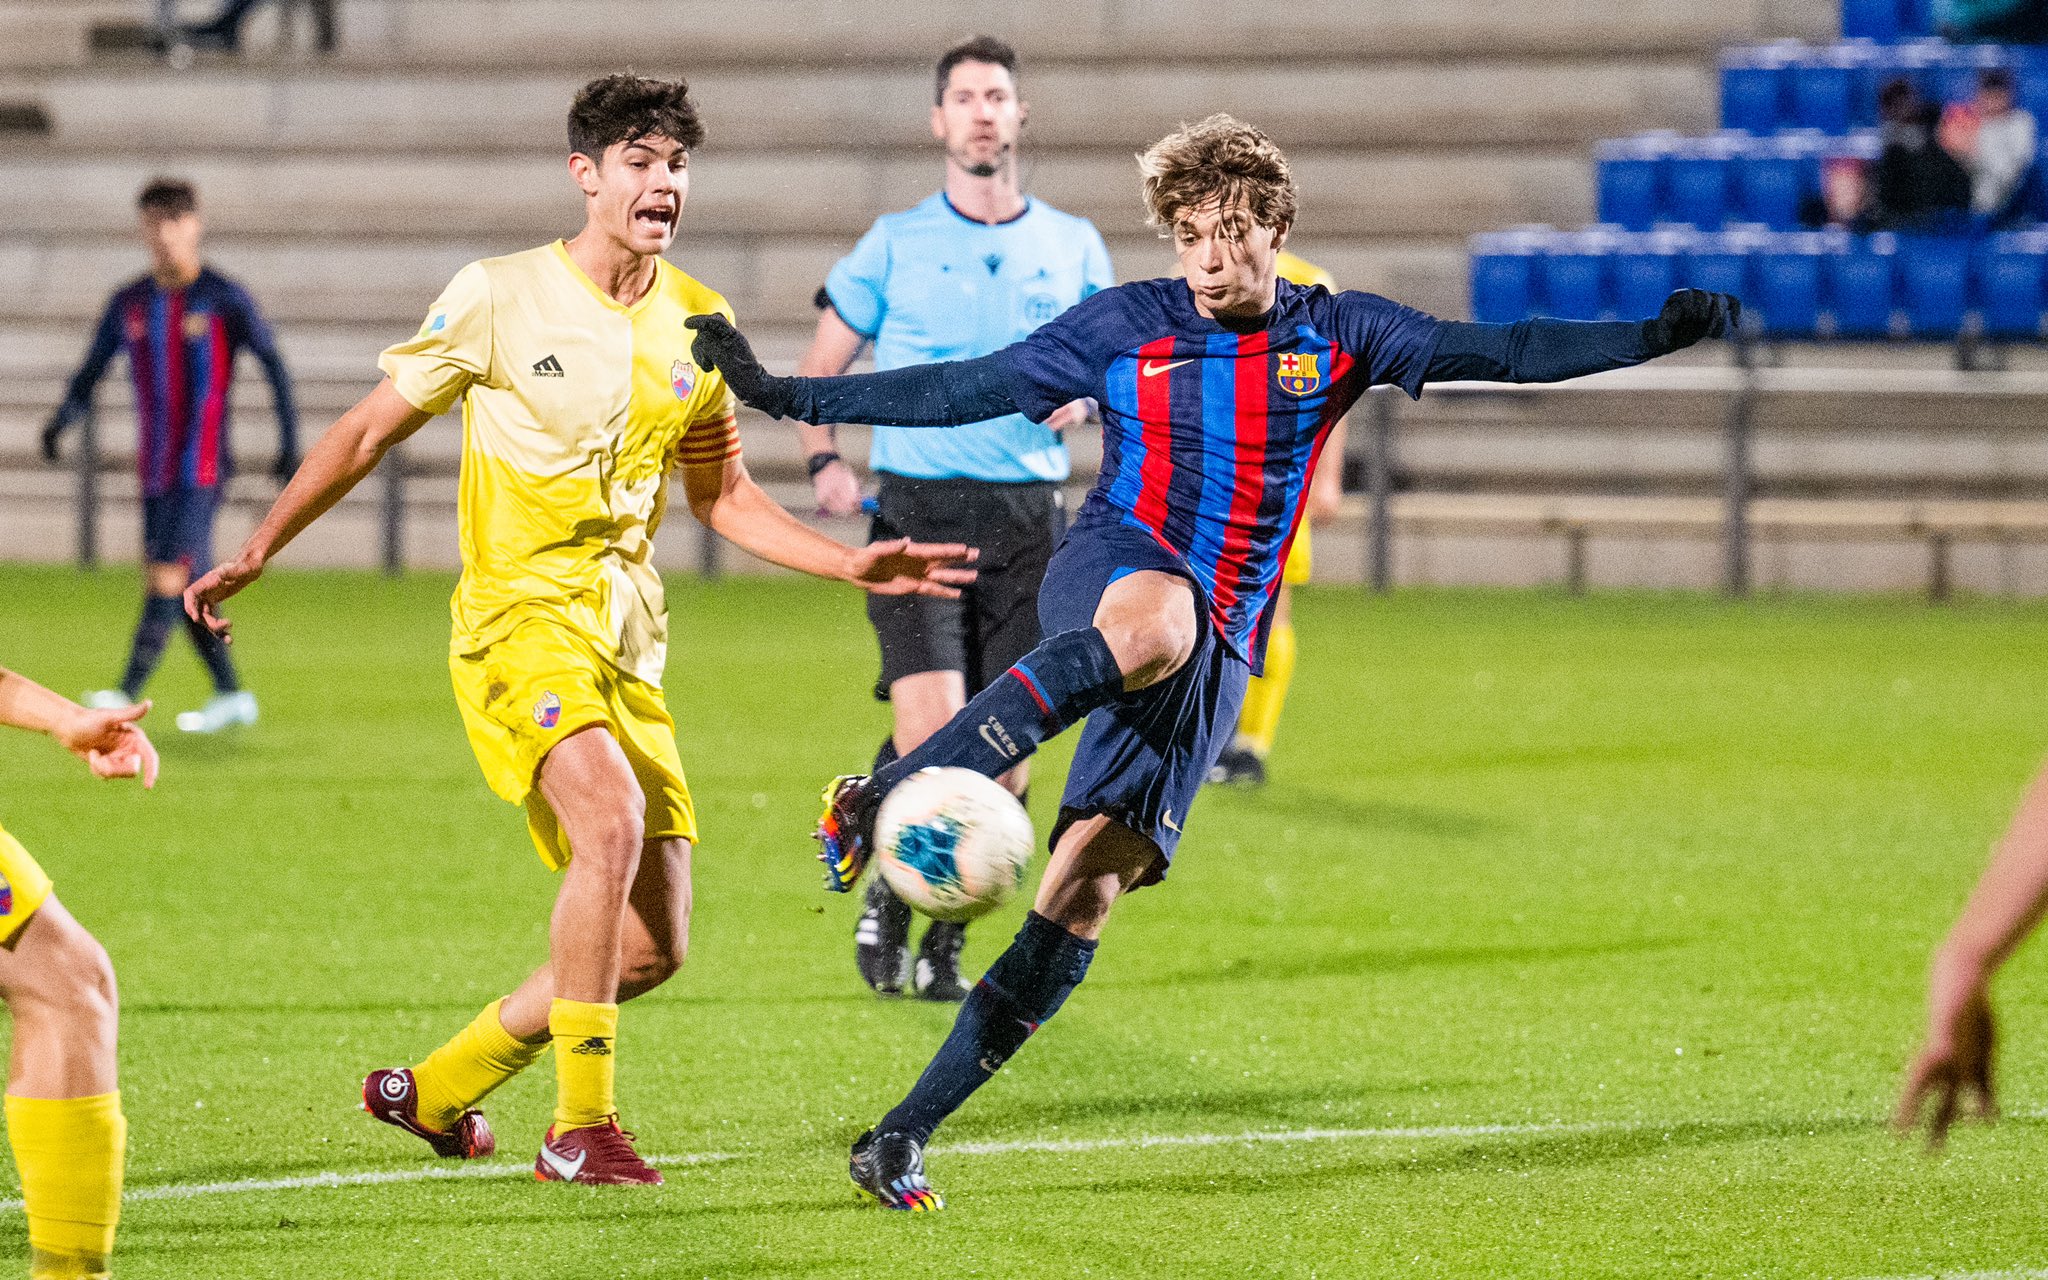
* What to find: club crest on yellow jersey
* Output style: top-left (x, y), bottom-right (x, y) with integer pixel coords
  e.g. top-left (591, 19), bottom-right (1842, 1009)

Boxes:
top-left (1276, 351), bottom-right (1323, 397)
top-left (671, 359), bottom-right (695, 401)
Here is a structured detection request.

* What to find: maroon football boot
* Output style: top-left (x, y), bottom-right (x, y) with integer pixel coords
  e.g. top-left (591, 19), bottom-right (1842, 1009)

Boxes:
top-left (533, 1117), bottom-right (663, 1185)
top-left (361, 1067), bottom-right (495, 1159)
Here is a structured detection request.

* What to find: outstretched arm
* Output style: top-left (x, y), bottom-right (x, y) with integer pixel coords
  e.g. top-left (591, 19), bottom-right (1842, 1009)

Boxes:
top-left (1897, 759), bottom-right (2048, 1148)
top-left (681, 452), bottom-right (977, 597)
top-left (42, 299), bottom-right (124, 461)
top-left (1426, 290), bottom-right (1742, 385)
top-left (184, 378), bottom-right (432, 638)
top-left (0, 667), bottom-right (157, 787)
top-left (687, 314), bottom-right (1021, 427)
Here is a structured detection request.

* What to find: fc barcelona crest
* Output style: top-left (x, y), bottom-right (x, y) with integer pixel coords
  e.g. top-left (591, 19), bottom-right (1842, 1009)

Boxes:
top-left (671, 358), bottom-right (695, 401)
top-left (1275, 351), bottom-right (1323, 397)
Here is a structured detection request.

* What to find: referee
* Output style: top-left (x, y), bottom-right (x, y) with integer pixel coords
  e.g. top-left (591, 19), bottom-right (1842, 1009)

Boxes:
top-left (796, 36), bottom-right (1113, 1000)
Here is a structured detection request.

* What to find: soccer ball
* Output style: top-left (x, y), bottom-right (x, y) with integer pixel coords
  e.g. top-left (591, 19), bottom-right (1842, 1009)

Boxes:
top-left (874, 767), bottom-right (1034, 923)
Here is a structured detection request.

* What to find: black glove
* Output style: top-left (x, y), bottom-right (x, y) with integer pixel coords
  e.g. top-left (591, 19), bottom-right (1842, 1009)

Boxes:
top-left (39, 410), bottom-right (69, 463)
top-left (684, 313), bottom-right (796, 419)
top-left (271, 447), bottom-right (301, 483)
top-left (1645, 289), bottom-right (1742, 355)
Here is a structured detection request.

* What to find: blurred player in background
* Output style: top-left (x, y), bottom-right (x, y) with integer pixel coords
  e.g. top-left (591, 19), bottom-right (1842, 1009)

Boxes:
top-left (690, 113), bottom-right (1739, 1209)
top-left (186, 75), bottom-right (972, 1185)
top-left (1207, 249), bottom-right (1347, 789)
top-left (42, 179), bottom-right (299, 736)
top-left (0, 666), bottom-right (156, 1279)
top-left (1898, 759), bottom-right (2048, 1147)
top-left (796, 36), bottom-right (1112, 1001)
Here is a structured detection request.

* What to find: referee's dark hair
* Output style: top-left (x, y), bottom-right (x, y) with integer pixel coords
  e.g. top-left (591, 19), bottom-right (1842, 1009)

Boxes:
top-left (568, 74), bottom-right (705, 163)
top-left (936, 35), bottom-right (1018, 103)
top-left (136, 178), bottom-right (198, 217)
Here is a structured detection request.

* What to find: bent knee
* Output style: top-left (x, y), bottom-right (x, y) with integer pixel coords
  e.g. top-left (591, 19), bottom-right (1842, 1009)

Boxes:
top-left (3, 914), bottom-right (117, 1023)
top-left (1099, 615), bottom-right (1198, 689)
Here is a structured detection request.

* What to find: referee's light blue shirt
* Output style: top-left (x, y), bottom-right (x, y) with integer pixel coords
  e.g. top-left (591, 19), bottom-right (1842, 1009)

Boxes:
top-left (824, 192), bottom-right (1115, 483)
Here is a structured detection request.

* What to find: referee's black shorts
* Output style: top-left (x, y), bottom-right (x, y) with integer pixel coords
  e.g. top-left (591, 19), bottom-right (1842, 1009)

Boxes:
top-left (866, 472), bottom-right (1065, 701)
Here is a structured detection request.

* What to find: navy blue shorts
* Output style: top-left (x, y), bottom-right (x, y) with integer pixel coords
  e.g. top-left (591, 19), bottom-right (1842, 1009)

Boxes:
top-left (142, 486), bottom-right (220, 570)
top-left (1040, 518), bottom-right (1251, 885)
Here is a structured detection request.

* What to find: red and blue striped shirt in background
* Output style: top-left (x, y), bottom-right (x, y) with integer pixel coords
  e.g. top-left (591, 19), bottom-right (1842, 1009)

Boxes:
top-left (55, 267), bottom-right (298, 498)
top-left (995, 277), bottom-right (1441, 671)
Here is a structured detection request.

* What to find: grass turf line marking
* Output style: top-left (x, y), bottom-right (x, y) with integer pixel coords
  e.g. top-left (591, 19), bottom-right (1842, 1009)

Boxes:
top-left (0, 1119), bottom-right (1660, 1210)
top-left (938, 1120), bottom-right (1620, 1156)
top-left (0, 1152), bottom-right (738, 1211)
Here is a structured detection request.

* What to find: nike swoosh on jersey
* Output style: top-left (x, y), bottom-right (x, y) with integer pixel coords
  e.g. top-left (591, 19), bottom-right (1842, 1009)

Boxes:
top-left (1141, 360), bottom-right (1194, 377)
top-left (539, 1145), bottom-right (589, 1181)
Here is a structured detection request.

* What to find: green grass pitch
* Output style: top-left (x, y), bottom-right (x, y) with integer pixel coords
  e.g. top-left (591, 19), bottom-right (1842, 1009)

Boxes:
top-left (3, 563), bottom-right (2048, 1277)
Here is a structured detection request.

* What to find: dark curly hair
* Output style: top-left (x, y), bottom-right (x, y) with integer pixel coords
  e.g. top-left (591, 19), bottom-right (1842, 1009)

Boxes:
top-left (567, 74), bottom-right (704, 162)
top-left (137, 177), bottom-right (198, 216)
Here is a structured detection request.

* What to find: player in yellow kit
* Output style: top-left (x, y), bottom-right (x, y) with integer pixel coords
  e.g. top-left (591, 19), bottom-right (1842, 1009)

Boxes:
top-left (185, 75), bottom-right (974, 1184)
top-left (1208, 250), bottom-right (1348, 788)
top-left (0, 666), bottom-right (155, 1279)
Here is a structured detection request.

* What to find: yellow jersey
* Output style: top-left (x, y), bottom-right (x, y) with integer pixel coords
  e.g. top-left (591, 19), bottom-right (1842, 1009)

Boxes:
top-left (380, 241), bottom-right (741, 687)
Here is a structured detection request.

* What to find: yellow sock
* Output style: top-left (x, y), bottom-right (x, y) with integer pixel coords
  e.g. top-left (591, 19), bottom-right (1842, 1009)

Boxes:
top-left (411, 998), bottom-right (550, 1132)
top-left (6, 1092), bottom-right (124, 1280)
top-left (549, 998), bottom-right (618, 1132)
top-left (1235, 619), bottom-right (1297, 759)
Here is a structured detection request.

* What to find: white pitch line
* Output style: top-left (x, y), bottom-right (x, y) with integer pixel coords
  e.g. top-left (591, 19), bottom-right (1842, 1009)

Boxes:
top-left (1848, 1271), bottom-right (2048, 1280)
top-left (938, 1119), bottom-right (1623, 1156)
top-left (0, 1151), bottom-right (738, 1211)
top-left (0, 1113), bottom-right (1883, 1210)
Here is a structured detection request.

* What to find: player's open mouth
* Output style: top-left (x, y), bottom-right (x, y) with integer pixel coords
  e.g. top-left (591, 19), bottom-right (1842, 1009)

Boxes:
top-left (634, 207), bottom-right (675, 229)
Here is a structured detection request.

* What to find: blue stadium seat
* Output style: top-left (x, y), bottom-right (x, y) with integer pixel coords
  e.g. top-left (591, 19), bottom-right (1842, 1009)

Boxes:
top-left (1900, 237), bottom-right (1971, 337)
top-left (1840, 0), bottom-right (1900, 41)
top-left (1595, 138), bottom-right (1666, 232)
top-left (1791, 50), bottom-right (1856, 133)
top-left (1681, 234), bottom-right (1753, 299)
top-left (1975, 234), bottom-right (2046, 337)
top-left (1720, 49), bottom-right (1787, 133)
top-left (1612, 233), bottom-right (1687, 320)
top-left (1668, 138), bottom-right (1737, 230)
top-left (1900, 0), bottom-right (1937, 38)
top-left (1826, 235), bottom-right (1897, 336)
top-left (1753, 234), bottom-right (1827, 336)
top-left (1538, 234), bottom-right (1611, 321)
top-left (1469, 231), bottom-right (1543, 323)
top-left (1735, 136), bottom-right (1818, 231)
top-left (2021, 57), bottom-right (2048, 128)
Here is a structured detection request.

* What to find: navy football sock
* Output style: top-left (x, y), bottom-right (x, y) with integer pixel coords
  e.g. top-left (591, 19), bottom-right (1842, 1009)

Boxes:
top-left (119, 595), bottom-right (184, 700)
top-left (879, 911), bottom-right (1097, 1145)
top-left (872, 629), bottom-right (1123, 794)
top-left (184, 614), bottom-right (240, 693)
top-left (873, 736), bottom-right (900, 773)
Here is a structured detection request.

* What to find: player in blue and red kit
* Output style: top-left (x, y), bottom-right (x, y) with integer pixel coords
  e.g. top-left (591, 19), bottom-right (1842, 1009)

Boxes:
top-left (688, 114), bottom-right (1741, 1209)
top-left (43, 179), bottom-right (298, 734)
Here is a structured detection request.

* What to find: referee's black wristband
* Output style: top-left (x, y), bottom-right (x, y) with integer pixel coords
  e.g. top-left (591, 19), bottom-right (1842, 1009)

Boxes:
top-left (806, 451), bottom-right (843, 479)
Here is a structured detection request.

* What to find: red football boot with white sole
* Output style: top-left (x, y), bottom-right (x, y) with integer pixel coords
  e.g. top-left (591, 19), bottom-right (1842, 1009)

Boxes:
top-left (361, 1067), bottom-right (495, 1159)
top-left (534, 1117), bottom-right (663, 1185)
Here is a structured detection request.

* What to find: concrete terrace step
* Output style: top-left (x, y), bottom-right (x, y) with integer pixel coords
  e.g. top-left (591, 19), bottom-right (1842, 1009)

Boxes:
top-left (50, 0), bottom-right (1833, 69)
top-left (1, 59), bottom-right (1716, 154)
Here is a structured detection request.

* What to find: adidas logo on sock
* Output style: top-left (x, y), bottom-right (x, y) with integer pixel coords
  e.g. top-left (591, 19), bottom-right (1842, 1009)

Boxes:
top-left (569, 1036), bottom-right (613, 1056)
top-left (532, 354), bottom-right (565, 377)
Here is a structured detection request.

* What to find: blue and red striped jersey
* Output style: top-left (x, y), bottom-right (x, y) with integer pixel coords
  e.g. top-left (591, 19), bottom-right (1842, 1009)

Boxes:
top-left (57, 267), bottom-right (298, 497)
top-left (995, 276), bottom-right (1441, 668)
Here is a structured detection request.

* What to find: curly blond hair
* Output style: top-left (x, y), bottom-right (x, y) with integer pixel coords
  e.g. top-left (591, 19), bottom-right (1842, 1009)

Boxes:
top-left (1137, 113), bottom-right (1297, 237)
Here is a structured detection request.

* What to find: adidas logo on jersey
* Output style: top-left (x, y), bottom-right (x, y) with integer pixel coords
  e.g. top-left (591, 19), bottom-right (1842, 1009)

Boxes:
top-left (532, 354), bottom-right (565, 377)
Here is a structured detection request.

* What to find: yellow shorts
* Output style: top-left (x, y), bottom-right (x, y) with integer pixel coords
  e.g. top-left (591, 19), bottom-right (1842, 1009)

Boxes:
top-left (449, 622), bottom-right (698, 871)
top-left (1282, 520), bottom-right (1313, 585)
top-left (0, 823), bottom-right (55, 947)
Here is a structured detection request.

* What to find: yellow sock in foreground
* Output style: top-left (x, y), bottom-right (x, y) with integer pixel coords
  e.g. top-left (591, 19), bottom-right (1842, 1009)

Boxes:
top-left (1234, 618), bottom-right (1297, 758)
top-left (411, 998), bottom-right (551, 1132)
top-left (6, 1092), bottom-right (124, 1280)
top-left (549, 998), bottom-right (619, 1132)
